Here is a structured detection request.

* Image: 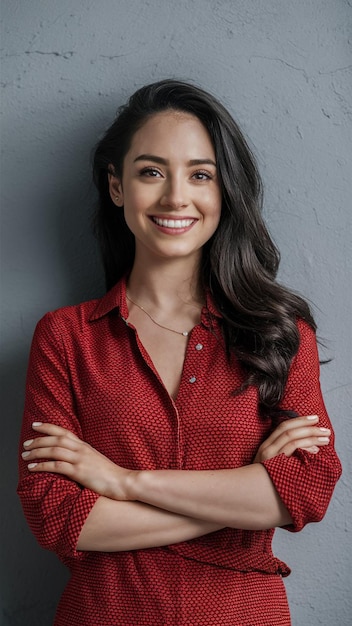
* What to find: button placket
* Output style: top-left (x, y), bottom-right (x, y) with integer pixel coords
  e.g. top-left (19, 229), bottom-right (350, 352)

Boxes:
top-left (179, 329), bottom-right (206, 392)
top-left (188, 341), bottom-right (204, 385)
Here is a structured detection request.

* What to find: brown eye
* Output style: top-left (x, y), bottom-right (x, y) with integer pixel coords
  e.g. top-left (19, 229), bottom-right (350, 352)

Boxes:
top-left (140, 167), bottom-right (162, 177)
top-left (192, 171), bottom-right (212, 181)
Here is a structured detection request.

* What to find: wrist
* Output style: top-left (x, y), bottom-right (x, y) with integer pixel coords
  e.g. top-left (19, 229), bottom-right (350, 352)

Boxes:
top-left (123, 468), bottom-right (142, 501)
top-left (105, 467), bottom-right (140, 501)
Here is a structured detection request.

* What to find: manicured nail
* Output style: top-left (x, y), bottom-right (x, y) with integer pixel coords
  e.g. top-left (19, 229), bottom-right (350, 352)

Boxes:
top-left (32, 422), bottom-right (42, 427)
top-left (28, 463), bottom-right (38, 469)
top-left (319, 427), bottom-right (331, 433)
top-left (310, 446), bottom-right (319, 453)
top-left (318, 437), bottom-right (330, 443)
top-left (307, 415), bottom-right (318, 420)
top-left (22, 451), bottom-right (31, 458)
top-left (23, 439), bottom-right (33, 447)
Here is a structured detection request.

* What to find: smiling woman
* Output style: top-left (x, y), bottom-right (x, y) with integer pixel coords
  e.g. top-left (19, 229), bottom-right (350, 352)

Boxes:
top-left (108, 111), bottom-right (222, 267)
top-left (17, 80), bottom-right (341, 626)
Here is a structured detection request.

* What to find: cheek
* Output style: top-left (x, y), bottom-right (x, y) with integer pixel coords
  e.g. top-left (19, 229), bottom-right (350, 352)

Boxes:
top-left (207, 194), bottom-right (222, 225)
top-left (122, 190), bottom-right (143, 219)
top-left (122, 191), bottom-right (154, 236)
top-left (207, 204), bottom-right (222, 238)
top-left (203, 185), bottom-right (222, 212)
top-left (210, 212), bottom-right (221, 236)
top-left (124, 183), bottom-right (157, 211)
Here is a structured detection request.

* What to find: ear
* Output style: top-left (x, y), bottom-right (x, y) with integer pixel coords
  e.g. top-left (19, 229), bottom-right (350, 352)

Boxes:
top-left (108, 169), bottom-right (124, 207)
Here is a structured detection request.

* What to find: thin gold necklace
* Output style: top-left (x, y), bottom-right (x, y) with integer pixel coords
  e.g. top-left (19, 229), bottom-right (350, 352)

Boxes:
top-left (126, 295), bottom-right (191, 337)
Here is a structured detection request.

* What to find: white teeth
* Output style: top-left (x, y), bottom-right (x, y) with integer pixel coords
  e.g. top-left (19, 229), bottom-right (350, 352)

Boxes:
top-left (152, 217), bottom-right (194, 228)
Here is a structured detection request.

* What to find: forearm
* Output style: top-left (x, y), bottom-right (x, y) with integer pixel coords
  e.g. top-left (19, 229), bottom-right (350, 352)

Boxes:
top-left (127, 464), bottom-right (292, 530)
top-left (77, 496), bottom-right (222, 551)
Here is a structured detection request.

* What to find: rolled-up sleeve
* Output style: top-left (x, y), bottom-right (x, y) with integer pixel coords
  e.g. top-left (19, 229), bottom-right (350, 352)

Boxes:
top-left (263, 319), bottom-right (342, 532)
top-left (17, 313), bottom-right (100, 564)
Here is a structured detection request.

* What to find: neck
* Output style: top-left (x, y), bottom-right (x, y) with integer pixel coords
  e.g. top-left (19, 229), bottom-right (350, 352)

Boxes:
top-left (127, 255), bottom-right (204, 312)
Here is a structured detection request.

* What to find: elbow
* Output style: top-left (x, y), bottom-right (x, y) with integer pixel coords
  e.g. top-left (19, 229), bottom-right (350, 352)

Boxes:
top-left (285, 502), bottom-right (326, 532)
top-left (18, 495), bottom-right (68, 556)
top-left (17, 475), bottom-right (94, 562)
top-left (264, 450), bottom-right (342, 532)
top-left (304, 459), bottom-right (342, 527)
top-left (284, 484), bottom-right (341, 532)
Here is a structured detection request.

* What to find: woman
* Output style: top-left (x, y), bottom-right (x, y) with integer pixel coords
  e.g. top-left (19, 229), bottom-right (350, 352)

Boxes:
top-left (18, 80), bottom-right (341, 625)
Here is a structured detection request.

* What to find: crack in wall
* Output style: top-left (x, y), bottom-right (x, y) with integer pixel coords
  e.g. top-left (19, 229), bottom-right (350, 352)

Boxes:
top-left (249, 55), bottom-right (309, 81)
top-left (24, 50), bottom-right (75, 59)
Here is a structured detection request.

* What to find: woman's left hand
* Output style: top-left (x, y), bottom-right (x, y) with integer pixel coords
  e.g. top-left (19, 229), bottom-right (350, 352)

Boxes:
top-left (22, 422), bottom-right (134, 501)
top-left (253, 414), bottom-right (330, 463)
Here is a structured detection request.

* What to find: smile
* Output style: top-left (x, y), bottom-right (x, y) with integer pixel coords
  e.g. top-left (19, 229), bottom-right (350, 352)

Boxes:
top-left (151, 217), bottom-right (196, 229)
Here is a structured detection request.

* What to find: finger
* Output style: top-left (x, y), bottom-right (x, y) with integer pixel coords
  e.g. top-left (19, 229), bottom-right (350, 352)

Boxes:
top-left (282, 436), bottom-right (330, 456)
top-left (261, 416), bottom-right (327, 450)
top-left (31, 422), bottom-right (80, 441)
top-left (284, 426), bottom-right (331, 442)
top-left (264, 435), bottom-right (330, 459)
top-left (301, 446), bottom-right (320, 454)
top-left (272, 414), bottom-right (319, 436)
top-left (26, 459), bottom-right (76, 477)
top-left (22, 445), bottom-right (78, 464)
top-left (260, 425), bottom-right (331, 455)
top-left (23, 435), bottom-right (80, 452)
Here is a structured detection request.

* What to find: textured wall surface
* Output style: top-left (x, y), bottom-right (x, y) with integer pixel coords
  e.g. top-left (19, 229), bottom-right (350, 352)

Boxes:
top-left (1, 1), bottom-right (351, 624)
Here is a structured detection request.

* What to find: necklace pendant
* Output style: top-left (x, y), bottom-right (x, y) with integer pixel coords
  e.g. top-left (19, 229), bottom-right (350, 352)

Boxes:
top-left (182, 331), bottom-right (189, 337)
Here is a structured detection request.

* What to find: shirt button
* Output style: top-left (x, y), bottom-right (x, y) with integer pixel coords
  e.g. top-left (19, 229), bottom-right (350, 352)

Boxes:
top-left (189, 376), bottom-right (197, 384)
top-left (195, 343), bottom-right (203, 351)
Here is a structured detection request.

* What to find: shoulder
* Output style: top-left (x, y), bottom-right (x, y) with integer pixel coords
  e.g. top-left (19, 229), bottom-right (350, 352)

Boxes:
top-left (36, 297), bottom-right (102, 335)
top-left (295, 318), bottom-right (318, 357)
top-left (34, 279), bottom-right (125, 337)
top-left (28, 299), bottom-right (103, 357)
top-left (287, 318), bottom-right (320, 384)
top-left (296, 317), bottom-right (316, 338)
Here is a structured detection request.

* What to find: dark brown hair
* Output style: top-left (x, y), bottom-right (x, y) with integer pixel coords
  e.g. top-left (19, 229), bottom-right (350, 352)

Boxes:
top-left (92, 79), bottom-right (316, 409)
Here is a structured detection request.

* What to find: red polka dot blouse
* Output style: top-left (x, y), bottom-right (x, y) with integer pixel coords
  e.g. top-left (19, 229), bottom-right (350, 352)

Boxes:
top-left (18, 277), bottom-right (342, 625)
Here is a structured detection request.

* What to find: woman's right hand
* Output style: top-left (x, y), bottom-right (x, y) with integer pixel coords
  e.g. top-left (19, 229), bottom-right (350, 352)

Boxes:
top-left (254, 415), bottom-right (331, 463)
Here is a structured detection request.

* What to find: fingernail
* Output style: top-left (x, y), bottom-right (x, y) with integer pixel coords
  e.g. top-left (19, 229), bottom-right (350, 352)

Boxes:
top-left (23, 439), bottom-right (33, 447)
top-left (28, 463), bottom-right (38, 469)
top-left (319, 427), bottom-right (331, 433)
top-left (32, 422), bottom-right (42, 427)
top-left (307, 415), bottom-right (319, 420)
top-left (310, 446), bottom-right (319, 453)
top-left (22, 451), bottom-right (31, 458)
top-left (318, 437), bottom-right (330, 443)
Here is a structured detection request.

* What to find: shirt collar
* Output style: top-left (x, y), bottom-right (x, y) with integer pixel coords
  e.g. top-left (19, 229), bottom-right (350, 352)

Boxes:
top-left (89, 276), bottom-right (129, 322)
top-left (89, 275), bottom-right (223, 325)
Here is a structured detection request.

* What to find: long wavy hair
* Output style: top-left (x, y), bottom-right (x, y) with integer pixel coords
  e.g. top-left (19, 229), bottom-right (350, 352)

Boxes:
top-left (92, 79), bottom-right (316, 410)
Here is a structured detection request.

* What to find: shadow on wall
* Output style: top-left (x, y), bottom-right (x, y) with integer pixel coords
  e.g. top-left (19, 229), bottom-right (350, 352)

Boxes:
top-left (1, 101), bottom-right (111, 625)
top-left (1, 350), bottom-right (69, 625)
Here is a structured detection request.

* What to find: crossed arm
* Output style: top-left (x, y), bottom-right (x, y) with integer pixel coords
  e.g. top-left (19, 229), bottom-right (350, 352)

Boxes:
top-left (21, 416), bottom-right (330, 552)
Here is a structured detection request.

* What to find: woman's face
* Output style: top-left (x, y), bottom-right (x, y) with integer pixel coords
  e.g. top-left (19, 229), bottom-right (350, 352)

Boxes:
top-left (109, 111), bottom-right (222, 266)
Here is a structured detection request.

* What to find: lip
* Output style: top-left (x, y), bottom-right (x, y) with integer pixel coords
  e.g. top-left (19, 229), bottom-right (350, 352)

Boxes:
top-left (149, 215), bottom-right (198, 234)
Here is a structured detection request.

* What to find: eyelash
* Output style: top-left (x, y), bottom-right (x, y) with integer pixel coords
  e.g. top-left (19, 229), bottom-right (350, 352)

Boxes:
top-left (140, 167), bottom-right (162, 177)
top-left (139, 167), bottom-right (213, 180)
top-left (192, 170), bottom-right (212, 181)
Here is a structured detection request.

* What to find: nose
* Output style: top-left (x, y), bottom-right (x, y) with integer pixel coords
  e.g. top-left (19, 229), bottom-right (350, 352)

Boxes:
top-left (160, 176), bottom-right (189, 211)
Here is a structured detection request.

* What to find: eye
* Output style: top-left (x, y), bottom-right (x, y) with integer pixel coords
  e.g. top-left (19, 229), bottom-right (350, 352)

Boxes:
top-left (192, 170), bottom-right (213, 181)
top-left (139, 167), bottom-right (162, 178)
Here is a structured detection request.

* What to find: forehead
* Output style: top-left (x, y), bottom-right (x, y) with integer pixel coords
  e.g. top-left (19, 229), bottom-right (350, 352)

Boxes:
top-left (127, 111), bottom-right (215, 158)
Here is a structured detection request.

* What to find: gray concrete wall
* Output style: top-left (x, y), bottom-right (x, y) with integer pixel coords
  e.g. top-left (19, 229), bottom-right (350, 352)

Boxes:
top-left (1, 1), bottom-right (351, 624)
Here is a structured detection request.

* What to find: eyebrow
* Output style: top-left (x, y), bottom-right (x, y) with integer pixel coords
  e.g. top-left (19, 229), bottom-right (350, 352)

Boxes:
top-left (133, 154), bottom-right (217, 167)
